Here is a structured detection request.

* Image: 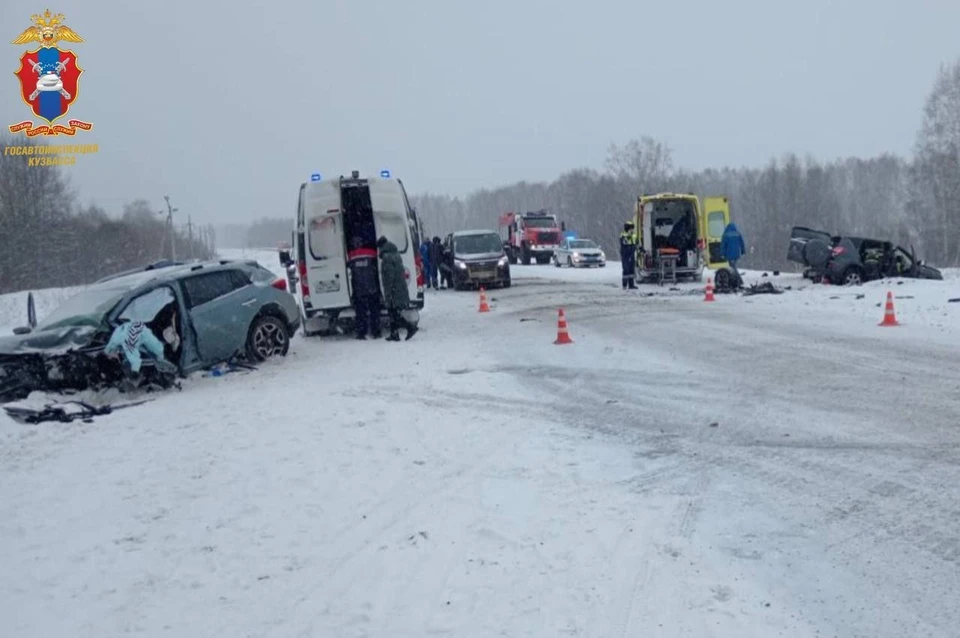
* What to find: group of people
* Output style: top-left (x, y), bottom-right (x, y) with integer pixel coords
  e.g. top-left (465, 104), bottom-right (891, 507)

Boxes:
top-left (419, 236), bottom-right (452, 290)
top-left (617, 220), bottom-right (747, 289)
top-left (345, 229), bottom-right (418, 341)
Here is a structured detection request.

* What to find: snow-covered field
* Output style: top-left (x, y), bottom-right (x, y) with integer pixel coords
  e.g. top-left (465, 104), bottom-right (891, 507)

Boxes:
top-left (2, 249), bottom-right (959, 637)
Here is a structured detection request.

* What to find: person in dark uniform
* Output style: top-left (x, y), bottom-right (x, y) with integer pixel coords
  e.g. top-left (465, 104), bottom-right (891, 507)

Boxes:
top-left (347, 236), bottom-right (382, 339)
top-left (438, 242), bottom-right (453, 289)
top-left (619, 221), bottom-right (638, 289)
top-left (427, 236), bottom-right (443, 289)
top-left (378, 236), bottom-right (419, 341)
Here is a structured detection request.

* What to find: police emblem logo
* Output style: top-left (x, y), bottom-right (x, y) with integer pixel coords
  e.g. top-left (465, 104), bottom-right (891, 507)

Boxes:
top-left (9, 9), bottom-right (93, 137)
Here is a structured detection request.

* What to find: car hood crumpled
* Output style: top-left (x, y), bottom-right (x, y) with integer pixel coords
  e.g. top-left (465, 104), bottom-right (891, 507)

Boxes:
top-left (0, 325), bottom-right (99, 356)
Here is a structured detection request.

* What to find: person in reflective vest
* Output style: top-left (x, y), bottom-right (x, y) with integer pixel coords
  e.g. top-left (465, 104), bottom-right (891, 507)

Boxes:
top-left (619, 222), bottom-right (638, 289)
top-left (347, 236), bottom-right (382, 339)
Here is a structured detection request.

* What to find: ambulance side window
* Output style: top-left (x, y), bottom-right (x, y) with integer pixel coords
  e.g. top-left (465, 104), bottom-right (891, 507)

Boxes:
top-left (308, 216), bottom-right (341, 260)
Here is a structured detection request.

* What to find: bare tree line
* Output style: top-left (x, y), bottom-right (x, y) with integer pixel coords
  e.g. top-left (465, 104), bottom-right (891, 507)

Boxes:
top-left (218, 59), bottom-right (959, 270)
top-left (7, 58), bottom-right (954, 292)
top-left (0, 134), bottom-right (215, 294)
top-left (411, 59), bottom-right (960, 270)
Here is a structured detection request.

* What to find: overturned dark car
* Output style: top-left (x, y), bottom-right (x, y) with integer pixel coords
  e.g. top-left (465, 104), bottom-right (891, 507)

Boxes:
top-left (787, 226), bottom-right (943, 285)
top-left (0, 260), bottom-right (300, 404)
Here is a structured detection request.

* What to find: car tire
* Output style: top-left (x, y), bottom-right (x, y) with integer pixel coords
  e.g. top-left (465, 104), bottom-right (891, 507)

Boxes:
top-left (714, 268), bottom-right (732, 290)
top-left (841, 268), bottom-right (863, 286)
top-left (245, 314), bottom-right (290, 362)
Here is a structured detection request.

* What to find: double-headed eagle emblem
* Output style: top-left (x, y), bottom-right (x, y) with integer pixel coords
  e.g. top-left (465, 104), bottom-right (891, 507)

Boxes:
top-left (11, 9), bottom-right (83, 47)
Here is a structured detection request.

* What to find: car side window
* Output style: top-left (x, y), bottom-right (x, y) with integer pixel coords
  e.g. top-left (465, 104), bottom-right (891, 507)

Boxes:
top-left (118, 286), bottom-right (176, 323)
top-left (182, 271), bottom-right (246, 309)
top-left (229, 269), bottom-right (253, 288)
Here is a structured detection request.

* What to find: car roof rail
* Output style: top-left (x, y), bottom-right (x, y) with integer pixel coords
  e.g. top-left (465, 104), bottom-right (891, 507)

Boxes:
top-left (218, 258), bottom-right (259, 266)
top-left (94, 259), bottom-right (187, 283)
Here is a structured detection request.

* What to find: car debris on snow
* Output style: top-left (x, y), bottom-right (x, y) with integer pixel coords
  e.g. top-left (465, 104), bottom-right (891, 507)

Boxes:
top-left (741, 282), bottom-right (786, 296)
top-left (3, 397), bottom-right (153, 424)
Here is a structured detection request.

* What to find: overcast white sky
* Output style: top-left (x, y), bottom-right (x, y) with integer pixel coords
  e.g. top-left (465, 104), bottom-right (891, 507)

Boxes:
top-left (2, 0), bottom-right (959, 225)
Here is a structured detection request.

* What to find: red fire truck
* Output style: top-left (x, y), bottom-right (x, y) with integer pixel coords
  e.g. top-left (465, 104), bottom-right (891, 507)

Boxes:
top-left (498, 210), bottom-right (565, 265)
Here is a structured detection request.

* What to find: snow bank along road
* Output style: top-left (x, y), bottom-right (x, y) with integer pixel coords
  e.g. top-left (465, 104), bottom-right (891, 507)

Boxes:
top-left (2, 257), bottom-right (959, 637)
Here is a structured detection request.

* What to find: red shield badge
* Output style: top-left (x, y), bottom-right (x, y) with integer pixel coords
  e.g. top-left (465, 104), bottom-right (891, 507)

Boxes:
top-left (14, 47), bottom-right (83, 124)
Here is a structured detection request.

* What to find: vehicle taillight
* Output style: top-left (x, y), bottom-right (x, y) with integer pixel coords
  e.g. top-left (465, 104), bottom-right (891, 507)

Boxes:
top-left (404, 268), bottom-right (410, 280)
top-left (298, 260), bottom-right (310, 298)
top-left (271, 278), bottom-right (287, 292)
top-left (697, 238), bottom-right (706, 250)
top-left (414, 252), bottom-right (425, 287)
top-left (831, 246), bottom-right (846, 256)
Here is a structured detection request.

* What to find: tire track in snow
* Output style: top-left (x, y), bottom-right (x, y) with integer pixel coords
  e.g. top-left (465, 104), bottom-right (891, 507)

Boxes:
top-left (284, 409), bottom-right (511, 635)
top-left (480, 276), bottom-right (960, 635)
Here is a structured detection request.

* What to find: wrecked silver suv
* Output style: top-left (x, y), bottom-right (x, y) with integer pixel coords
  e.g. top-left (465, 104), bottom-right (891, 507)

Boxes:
top-left (0, 260), bottom-right (300, 403)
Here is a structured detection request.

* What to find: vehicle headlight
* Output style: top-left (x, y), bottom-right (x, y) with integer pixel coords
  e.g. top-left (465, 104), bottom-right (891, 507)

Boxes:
top-left (573, 252), bottom-right (581, 260)
top-left (498, 256), bottom-right (508, 267)
top-left (599, 251), bottom-right (605, 260)
top-left (455, 259), bottom-right (467, 269)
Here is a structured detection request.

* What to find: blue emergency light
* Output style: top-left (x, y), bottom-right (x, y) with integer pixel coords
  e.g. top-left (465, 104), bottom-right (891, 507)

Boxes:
top-left (379, 169), bottom-right (391, 178)
top-left (310, 173), bottom-right (321, 181)
top-left (565, 231), bottom-right (577, 240)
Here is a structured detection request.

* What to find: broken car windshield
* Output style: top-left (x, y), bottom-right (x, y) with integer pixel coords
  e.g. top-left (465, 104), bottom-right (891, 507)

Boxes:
top-left (37, 286), bottom-right (127, 331)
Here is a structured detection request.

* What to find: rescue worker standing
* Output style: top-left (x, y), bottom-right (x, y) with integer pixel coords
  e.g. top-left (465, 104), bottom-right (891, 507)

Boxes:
top-left (619, 221), bottom-right (638, 289)
top-left (720, 221), bottom-right (746, 289)
top-left (377, 236), bottom-right (419, 341)
top-left (347, 236), bottom-right (382, 339)
top-left (419, 239), bottom-right (432, 287)
top-left (428, 236), bottom-right (443, 289)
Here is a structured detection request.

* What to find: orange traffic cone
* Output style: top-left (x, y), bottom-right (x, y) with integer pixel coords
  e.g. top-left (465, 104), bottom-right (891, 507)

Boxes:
top-left (478, 286), bottom-right (490, 313)
top-left (704, 277), bottom-right (715, 302)
top-left (879, 291), bottom-right (899, 326)
top-left (554, 308), bottom-right (573, 344)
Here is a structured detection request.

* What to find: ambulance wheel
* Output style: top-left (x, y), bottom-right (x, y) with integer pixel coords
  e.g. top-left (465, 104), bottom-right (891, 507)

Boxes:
top-left (246, 315), bottom-right (290, 362)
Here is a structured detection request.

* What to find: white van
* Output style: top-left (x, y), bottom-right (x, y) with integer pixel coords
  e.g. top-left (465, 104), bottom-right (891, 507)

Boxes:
top-left (285, 171), bottom-right (425, 336)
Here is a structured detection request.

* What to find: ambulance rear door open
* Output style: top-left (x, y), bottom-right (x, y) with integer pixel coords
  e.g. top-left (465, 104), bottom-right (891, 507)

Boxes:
top-left (368, 178), bottom-right (417, 303)
top-left (301, 180), bottom-right (351, 311)
top-left (701, 196), bottom-right (731, 268)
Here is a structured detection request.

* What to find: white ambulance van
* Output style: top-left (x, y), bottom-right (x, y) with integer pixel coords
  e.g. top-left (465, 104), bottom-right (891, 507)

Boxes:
top-left (284, 170), bottom-right (425, 336)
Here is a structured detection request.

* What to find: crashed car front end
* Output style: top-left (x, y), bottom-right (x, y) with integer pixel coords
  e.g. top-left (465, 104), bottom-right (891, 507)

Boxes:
top-left (0, 348), bottom-right (125, 403)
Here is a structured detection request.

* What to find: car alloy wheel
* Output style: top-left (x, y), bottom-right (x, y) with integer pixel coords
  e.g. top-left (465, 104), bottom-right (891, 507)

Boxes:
top-left (249, 315), bottom-right (290, 361)
top-left (843, 270), bottom-right (863, 286)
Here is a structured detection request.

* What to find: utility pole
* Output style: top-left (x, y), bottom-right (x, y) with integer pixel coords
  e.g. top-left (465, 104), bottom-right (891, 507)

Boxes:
top-left (186, 215), bottom-right (195, 259)
top-left (163, 195), bottom-right (179, 261)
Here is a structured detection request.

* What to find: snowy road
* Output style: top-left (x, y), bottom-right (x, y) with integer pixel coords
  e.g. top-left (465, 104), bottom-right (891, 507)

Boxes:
top-left (2, 258), bottom-right (959, 637)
